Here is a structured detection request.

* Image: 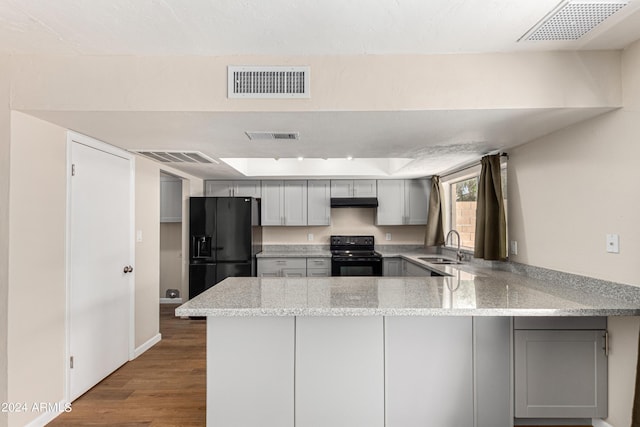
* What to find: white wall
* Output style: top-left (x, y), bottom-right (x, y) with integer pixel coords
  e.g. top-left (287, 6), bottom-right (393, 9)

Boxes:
top-left (0, 55), bottom-right (11, 427)
top-left (7, 112), bottom-right (67, 427)
top-left (134, 156), bottom-right (161, 349)
top-left (507, 38), bottom-right (640, 427)
top-left (262, 208), bottom-right (425, 246)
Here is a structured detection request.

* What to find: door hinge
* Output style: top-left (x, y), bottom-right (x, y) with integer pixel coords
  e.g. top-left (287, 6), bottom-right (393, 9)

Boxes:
top-left (70, 356), bottom-right (74, 369)
top-left (71, 164), bottom-right (76, 176)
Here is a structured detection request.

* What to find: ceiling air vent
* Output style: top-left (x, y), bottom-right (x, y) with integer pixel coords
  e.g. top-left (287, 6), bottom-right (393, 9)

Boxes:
top-left (245, 131), bottom-right (300, 141)
top-left (133, 150), bottom-right (218, 164)
top-left (520, 0), bottom-right (627, 41)
top-left (228, 66), bottom-right (310, 99)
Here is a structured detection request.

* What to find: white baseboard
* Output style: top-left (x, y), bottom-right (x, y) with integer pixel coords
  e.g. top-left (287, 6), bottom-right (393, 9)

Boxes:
top-left (592, 419), bottom-right (614, 427)
top-left (133, 333), bottom-right (162, 359)
top-left (23, 400), bottom-right (70, 427)
top-left (160, 297), bottom-right (182, 304)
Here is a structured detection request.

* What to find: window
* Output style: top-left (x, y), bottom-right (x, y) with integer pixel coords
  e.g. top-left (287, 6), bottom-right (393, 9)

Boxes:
top-left (450, 176), bottom-right (478, 250)
top-left (443, 160), bottom-right (507, 252)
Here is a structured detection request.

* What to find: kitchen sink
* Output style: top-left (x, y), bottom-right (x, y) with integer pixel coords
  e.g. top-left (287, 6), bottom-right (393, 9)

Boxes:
top-left (418, 256), bottom-right (461, 265)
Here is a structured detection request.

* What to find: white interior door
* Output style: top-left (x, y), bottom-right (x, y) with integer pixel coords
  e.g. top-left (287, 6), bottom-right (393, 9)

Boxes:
top-left (69, 138), bottom-right (133, 401)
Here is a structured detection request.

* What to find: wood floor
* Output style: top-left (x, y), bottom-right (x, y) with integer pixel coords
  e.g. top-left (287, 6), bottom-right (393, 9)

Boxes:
top-left (48, 304), bottom-right (206, 426)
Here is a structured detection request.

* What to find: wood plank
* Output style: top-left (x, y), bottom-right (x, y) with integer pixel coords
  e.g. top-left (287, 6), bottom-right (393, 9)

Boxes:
top-left (49, 304), bottom-right (206, 426)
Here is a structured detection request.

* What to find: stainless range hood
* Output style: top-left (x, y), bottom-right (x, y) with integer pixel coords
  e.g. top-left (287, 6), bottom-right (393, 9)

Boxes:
top-left (330, 197), bottom-right (379, 208)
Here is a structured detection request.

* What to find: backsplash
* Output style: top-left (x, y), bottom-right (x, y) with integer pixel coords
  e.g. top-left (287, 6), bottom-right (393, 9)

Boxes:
top-left (262, 207), bottom-right (426, 245)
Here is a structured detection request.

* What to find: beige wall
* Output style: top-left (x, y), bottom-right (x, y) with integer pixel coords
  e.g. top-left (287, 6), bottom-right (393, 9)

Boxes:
top-left (134, 156), bottom-right (161, 348)
top-left (160, 223), bottom-right (182, 298)
top-left (263, 208), bottom-right (425, 245)
top-left (508, 41), bottom-right (640, 286)
top-left (0, 55), bottom-right (10, 427)
top-left (9, 52), bottom-right (621, 113)
top-left (7, 112), bottom-right (67, 427)
top-left (508, 39), bottom-right (640, 427)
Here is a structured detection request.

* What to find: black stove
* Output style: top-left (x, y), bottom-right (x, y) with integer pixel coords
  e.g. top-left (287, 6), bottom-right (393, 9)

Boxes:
top-left (330, 235), bottom-right (382, 276)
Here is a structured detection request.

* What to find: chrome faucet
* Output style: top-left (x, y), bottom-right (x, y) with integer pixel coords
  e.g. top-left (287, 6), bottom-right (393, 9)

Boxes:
top-left (446, 229), bottom-right (464, 262)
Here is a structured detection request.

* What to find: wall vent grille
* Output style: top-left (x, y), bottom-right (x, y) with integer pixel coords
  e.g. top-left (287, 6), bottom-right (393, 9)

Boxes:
top-left (245, 131), bottom-right (300, 141)
top-left (520, 0), bottom-right (627, 41)
top-left (228, 66), bottom-right (310, 99)
top-left (133, 150), bottom-right (218, 164)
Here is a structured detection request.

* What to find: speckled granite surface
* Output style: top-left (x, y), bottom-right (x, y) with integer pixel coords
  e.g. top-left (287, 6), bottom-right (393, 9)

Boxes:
top-left (175, 266), bottom-right (640, 317)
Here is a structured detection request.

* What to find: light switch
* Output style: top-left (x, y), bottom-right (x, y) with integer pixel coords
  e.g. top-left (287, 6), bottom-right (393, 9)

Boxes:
top-left (136, 230), bottom-right (143, 243)
top-left (606, 234), bottom-right (619, 253)
top-left (385, 233), bottom-right (392, 241)
top-left (510, 240), bottom-right (518, 256)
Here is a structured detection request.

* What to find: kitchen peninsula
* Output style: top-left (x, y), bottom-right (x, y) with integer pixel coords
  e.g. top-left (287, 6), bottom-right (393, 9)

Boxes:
top-left (176, 260), bottom-right (640, 427)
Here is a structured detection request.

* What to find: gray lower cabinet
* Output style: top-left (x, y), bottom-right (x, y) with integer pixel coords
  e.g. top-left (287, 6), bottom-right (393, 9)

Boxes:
top-left (257, 258), bottom-right (307, 277)
top-left (207, 317), bottom-right (294, 427)
top-left (306, 258), bottom-right (330, 277)
top-left (383, 257), bottom-right (403, 276)
top-left (385, 316), bottom-right (473, 427)
top-left (296, 316), bottom-right (384, 427)
top-left (514, 318), bottom-right (608, 419)
top-left (403, 260), bottom-right (431, 277)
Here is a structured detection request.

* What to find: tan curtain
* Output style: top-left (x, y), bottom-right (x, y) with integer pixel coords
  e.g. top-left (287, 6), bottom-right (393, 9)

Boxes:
top-left (424, 176), bottom-right (445, 247)
top-left (474, 154), bottom-right (507, 260)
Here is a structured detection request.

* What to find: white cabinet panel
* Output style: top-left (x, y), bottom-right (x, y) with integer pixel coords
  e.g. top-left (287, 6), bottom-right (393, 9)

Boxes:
top-left (307, 180), bottom-right (331, 225)
top-left (261, 180), bottom-right (307, 226)
top-left (296, 316), bottom-right (384, 427)
top-left (385, 316), bottom-right (473, 427)
top-left (404, 179), bottom-right (430, 225)
top-left (160, 179), bottom-right (182, 222)
top-left (474, 317), bottom-right (512, 427)
top-left (383, 258), bottom-right (403, 276)
top-left (376, 179), bottom-right (429, 225)
top-left (261, 181), bottom-right (284, 225)
top-left (205, 180), bottom-right (262, 197)
top-left (330, 180), bottom-right (353, 197)
top-left (207, 316), bottom-right (294, 427)
top-left (353, 179), bottom-right (377, 197)
top-left (204, 180), bottom-right (233, 197)
top-left (258, 258), bottom-right (306, 277)
top-left (283, 180), bottom-right (307, 226)
top-left (376, 180), bottom-right (404, 225)
top-left (514, 329), bottom-right (608, 418)
top-left (330, 179), bottom-right (376, 197)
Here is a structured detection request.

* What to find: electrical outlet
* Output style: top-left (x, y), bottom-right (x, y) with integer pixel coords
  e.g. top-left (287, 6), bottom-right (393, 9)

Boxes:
top-left (510, 240), bottom-right (518, 256)
top-left (385, 233), bottom-right (392, 241)
top-left (606, 234), bottom-right (619, 253)
top-left (307, 233), bottom-right (314, 241)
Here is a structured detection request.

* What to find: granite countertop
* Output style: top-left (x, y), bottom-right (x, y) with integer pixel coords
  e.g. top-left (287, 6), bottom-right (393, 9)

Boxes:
top-left (175, 265), bottom-right (640, 317)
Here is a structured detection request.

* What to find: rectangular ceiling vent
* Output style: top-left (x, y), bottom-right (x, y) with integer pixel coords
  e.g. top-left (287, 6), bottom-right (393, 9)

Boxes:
top-left (228, 66), bottom-right (310, 99)
top-left (245, 131), bottom-right (300, 141)
top-left (133, 150), bottom-right (218, 164)
top-left (520, 0), bottom-right (627, 41)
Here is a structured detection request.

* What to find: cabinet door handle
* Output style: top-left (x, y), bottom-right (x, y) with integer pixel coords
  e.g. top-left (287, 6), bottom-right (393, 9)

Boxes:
top-left (603, 331), bottom-right (609, 356)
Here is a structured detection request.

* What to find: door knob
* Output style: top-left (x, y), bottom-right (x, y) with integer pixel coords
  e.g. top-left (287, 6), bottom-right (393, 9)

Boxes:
top-left (123, 265), bottom-right (133, 273)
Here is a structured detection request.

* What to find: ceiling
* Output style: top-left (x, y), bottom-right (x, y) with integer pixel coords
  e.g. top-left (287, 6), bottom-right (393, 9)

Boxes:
top-left (2, 0), bottom-right (640, 178)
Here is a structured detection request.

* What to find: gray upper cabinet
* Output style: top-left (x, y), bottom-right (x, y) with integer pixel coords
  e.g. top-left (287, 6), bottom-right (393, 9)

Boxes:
top-left (307, 180), bottom-right (331, 226)
top-left (205, 180), bottom-right (262, 198)
top-left (160, 178), bottom-right (182, 223)
top-left (261, 181), bottom-right (307, 226)
top-left (514, 319), bottom-right (608, 419)
top-left (376, 179), bottom-right (429, 225)
top-left (330, 179), bottom-right (377, 198)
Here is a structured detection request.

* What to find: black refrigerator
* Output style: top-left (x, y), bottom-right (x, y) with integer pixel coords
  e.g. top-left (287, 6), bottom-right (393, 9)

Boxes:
top-left (189, 197), bottom-right (262, 299)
